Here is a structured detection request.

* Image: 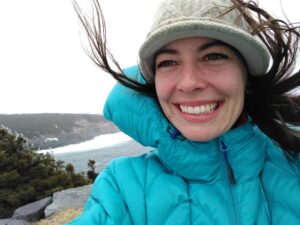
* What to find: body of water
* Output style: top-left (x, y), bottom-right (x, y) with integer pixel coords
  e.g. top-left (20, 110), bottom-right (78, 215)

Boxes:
top-left (38, 133), bottom-right (150, 173)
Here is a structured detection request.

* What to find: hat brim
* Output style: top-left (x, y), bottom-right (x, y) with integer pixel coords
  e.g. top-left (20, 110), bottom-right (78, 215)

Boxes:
top-left (139, 20), bottom-right (270, 82)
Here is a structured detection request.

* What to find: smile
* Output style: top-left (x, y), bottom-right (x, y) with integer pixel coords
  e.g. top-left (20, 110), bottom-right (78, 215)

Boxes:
top-left (179, 103), bottom-right (218, 115)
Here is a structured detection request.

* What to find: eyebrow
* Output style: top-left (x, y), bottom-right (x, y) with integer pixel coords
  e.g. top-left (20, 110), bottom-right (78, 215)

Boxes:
top-left (154, 40), bottom-right (235, 58)
top-left (199, 40), bottom-right (234, 52)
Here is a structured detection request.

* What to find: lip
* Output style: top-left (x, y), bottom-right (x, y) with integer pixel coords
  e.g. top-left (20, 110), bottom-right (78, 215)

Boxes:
top-left (174, 100), bottom-right (224, 122)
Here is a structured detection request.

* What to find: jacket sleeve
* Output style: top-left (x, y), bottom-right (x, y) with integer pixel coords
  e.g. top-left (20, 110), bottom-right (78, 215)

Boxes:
top-left (64, 161), bottom-right (133, 225)
top-left (262, 140), bottom-right (300, 223)
top-left (103, 65), bottom-right (167, 148)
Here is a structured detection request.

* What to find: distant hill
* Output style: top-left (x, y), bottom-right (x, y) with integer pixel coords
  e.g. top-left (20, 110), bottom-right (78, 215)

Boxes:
top-left (0, 113), bottom-right (119, 149)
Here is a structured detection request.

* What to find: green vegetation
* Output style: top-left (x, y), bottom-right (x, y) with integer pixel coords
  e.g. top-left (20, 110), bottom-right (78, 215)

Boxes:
top-left (87, 160), bottom-right (99, 182)
top-left (0, 127), bottom-right (91, 219)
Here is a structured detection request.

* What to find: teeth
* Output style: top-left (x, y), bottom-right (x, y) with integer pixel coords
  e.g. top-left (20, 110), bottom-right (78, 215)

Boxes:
top-left (180, 103), bottom-right (217, 115)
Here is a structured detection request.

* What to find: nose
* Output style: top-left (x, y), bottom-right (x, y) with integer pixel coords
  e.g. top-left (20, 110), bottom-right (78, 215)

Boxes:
top-left (176, 63), bottom-right (208, 92)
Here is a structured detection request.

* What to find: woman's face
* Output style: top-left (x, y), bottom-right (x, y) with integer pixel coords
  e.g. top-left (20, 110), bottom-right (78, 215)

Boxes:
top-left (155, 37), bottom-right (247, 141)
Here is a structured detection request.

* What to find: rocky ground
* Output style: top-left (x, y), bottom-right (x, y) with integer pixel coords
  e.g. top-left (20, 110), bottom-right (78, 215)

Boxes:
top-left (32, 208), bottom-right (82, 225)
top-left (0, 185), bottom-right (91, 225)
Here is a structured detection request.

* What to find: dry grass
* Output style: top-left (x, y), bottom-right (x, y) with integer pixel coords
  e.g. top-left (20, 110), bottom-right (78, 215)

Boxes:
top-left (32, 208), bottom-right (82, 225)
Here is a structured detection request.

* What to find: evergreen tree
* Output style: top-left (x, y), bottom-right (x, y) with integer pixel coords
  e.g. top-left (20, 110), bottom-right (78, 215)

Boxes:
top-left (0, 127), bottom-right (91, 218)
top-left (87, 159), bottom-right (99, 182)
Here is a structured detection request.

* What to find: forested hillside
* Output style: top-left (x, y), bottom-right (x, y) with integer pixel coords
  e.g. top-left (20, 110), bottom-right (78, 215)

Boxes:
top-left (0, 114), bottom-right (118, 149)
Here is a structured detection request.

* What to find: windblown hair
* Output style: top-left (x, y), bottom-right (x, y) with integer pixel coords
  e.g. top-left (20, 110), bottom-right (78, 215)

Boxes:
top-left (228, 0), bottom-right (300, 155)
top-left (73, 0), bottom-right (300, 154)
top-left (72, 0), bottom-right (155, 95)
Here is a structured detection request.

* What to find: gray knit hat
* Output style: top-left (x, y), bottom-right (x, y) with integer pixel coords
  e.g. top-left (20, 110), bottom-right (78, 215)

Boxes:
top-left (138, 0), bottom-right (270, 82)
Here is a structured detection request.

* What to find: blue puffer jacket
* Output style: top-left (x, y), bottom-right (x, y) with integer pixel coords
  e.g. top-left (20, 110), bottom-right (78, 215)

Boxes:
top-left (66, 66), bottom-right (300, 225)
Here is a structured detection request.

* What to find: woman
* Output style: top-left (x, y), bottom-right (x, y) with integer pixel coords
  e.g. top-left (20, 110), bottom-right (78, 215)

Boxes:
top-left (68, 0), bottom-right (300, 224)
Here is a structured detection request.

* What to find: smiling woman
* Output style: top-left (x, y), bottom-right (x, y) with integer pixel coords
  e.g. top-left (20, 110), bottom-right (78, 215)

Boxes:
top-left (154, 37), bottom-right (247, 141)
top-left (67, 0), bottom-right (300, 224)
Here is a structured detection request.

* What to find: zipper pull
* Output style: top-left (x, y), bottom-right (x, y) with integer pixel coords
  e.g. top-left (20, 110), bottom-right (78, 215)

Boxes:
top-left (220, 139), bottom-right (236, 185)
top-left (220, 140), bottom-right (228, 151)
top-left (167, 126), bottom-right (185, 141)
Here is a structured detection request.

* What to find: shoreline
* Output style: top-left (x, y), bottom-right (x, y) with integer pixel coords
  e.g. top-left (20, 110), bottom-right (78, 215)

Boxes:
top-left (37, 132), bottom-right (132, 155)
top-left (52, 140), bottom-right (150, 173)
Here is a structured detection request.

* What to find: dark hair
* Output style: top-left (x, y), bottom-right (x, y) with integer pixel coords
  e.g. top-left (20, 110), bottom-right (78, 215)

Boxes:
top-left (73, 0), bottom-right (300, 154)
top-left (228, 0), bottom-right (300, 155)
top-left (72, 0), bottom-right (155, 96)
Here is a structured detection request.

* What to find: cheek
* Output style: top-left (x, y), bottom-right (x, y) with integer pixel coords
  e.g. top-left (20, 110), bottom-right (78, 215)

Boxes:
top-left (155, 75), bottom-right (174, 101)
top-left (218, 79), bottom-right (245, 96)
top-left (155, 80), bottom-right (164, 99)
top-left (155, 77), bottom-right (174, 119)
top-left (212, 69), bottom-right (246, 96)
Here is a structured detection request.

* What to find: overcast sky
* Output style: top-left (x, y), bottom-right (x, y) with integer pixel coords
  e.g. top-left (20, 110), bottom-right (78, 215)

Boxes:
top-left (0, 0), bottom-right (298, 115)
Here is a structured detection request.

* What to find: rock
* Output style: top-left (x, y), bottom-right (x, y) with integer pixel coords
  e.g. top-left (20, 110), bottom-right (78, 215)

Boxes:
top-left (12, 197), bottom-right (52, 222)
top-left (45, 185), bottom-right (92, 218)
top-left (0, 219), bottom-right (29, 225)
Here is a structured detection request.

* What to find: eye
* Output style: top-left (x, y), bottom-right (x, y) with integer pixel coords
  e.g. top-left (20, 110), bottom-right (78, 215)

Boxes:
top-left (156, 60), bottom-right (178, 69)
top-left (202, 53), bottom-right (228, 61)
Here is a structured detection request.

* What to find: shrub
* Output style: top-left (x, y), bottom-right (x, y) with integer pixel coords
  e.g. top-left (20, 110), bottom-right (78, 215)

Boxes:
top-left (0, 127), bottom-right (91, 218)
top-left (87, 159), bottom-right (99, 182)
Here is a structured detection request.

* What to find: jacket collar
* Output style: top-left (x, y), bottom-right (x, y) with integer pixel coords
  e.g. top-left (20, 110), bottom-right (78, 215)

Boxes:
top-left (154, 119), bottom-right (266, 182)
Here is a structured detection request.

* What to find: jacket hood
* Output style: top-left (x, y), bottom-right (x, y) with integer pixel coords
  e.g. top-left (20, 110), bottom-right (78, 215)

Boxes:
top-left (103, 65), bottom-right (266, 182)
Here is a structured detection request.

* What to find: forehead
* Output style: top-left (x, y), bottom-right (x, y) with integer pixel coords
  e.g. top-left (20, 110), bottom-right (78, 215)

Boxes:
top-left (163, 37), bottom-right (216, 49)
